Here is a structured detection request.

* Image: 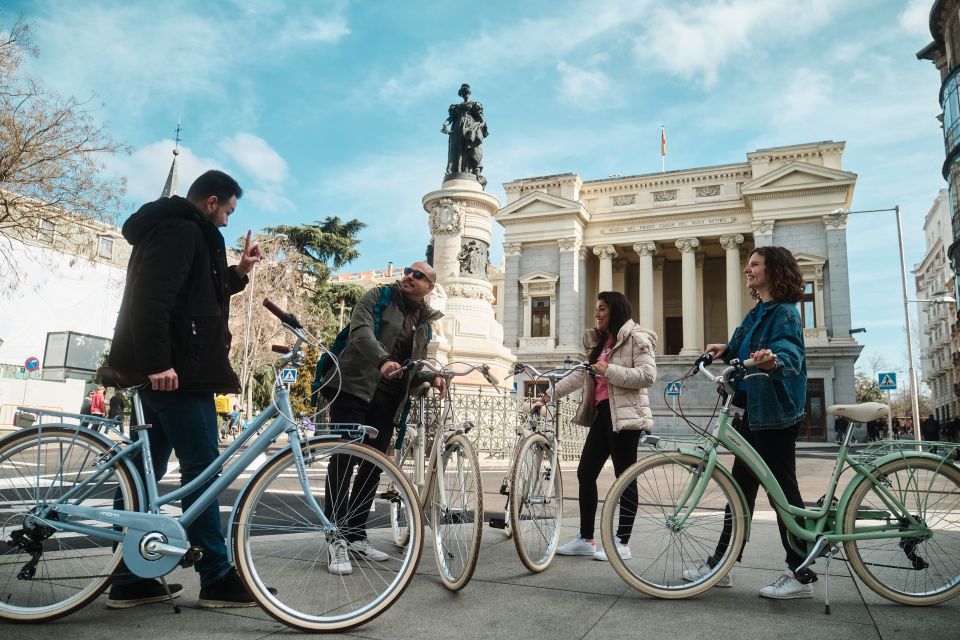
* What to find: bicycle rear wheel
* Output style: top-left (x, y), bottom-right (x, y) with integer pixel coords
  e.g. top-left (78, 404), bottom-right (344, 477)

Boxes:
top-left (0, 426), bottom-right (138, 622)
top-left (232, 440), bottom-right (423, 632)
top-left (600, 453), bottom-right (745, 598)
top-left (510, 433), bottom-right (562, 572)
top-left (843, 456), bottom-right (960, 605)
top-left (430, 433), bottom-right (482, 591)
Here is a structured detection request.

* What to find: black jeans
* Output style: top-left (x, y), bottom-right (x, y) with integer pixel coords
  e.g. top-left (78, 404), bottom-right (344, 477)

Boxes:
top-left (577, 400), bottom-right (642, 543)
top-left (711, 408), bottom-right (807, 571)
top-left (324, 388), bottom-right (403, 542)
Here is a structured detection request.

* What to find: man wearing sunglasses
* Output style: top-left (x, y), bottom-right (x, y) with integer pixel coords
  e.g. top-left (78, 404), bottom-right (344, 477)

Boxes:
top-left (323, 260), bottom-right (445, 575)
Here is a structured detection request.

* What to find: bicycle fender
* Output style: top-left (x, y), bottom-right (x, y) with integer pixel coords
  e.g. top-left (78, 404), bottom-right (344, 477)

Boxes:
top-left (834, 451), bottom-right (950, 533)
top-left (676, 447), bottom-right (752, 543)
top-left (2, 423), bottom-right (147, 509)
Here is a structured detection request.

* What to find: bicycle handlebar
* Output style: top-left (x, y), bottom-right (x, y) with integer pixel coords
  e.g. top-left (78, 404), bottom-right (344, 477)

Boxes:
top-left (513, 361), bottom-right (595, 381)
top-left (398, 359), bottom-right (500, 386)
top-left (263, 298), bottom-right (303, 329)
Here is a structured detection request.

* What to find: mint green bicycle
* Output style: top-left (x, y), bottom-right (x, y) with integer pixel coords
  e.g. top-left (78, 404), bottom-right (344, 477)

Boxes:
top-left (600, 355), bottom-right (960, 610)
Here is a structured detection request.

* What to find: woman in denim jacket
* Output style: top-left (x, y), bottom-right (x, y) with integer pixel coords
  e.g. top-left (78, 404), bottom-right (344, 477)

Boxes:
top-left (684, 246), bottom-right (815, 600)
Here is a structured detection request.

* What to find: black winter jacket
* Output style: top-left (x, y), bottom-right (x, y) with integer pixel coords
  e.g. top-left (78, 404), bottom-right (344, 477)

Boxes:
top-left (109, 196), bottom-right (247, 393)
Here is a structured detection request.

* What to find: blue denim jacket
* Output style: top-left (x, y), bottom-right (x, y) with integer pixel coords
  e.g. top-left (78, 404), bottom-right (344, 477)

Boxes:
top-left (725, 300), bottom-right (806, 429)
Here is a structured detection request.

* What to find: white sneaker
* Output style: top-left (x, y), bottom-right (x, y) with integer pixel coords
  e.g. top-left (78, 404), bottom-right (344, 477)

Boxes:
top-left (682, 561), bottom-right (733, 587)
top-left (594, 537), bottom-right (631, 561)
top-left (556, 534), bottom-right (596, 556)
top-left (348, 538), bottom-right (390, 562)
top-left (327, 540), bottom-right (353, 575)
top-left (758, 571), bottom-right (813, 599)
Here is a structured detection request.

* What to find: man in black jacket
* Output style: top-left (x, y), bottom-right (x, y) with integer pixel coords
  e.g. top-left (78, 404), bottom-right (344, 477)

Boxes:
top-left (106, 170), bottom-right (263, 609)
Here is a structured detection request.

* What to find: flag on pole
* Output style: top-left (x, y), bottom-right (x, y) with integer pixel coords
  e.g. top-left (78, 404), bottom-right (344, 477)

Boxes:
top-left (660, 126), bottom-right (666, 172)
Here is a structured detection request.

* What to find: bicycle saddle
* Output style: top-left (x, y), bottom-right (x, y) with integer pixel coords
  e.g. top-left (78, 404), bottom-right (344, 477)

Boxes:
top-left (96, 366), bottom-right (148, 389)
top-left (827, 402), bottom-right (889, 423)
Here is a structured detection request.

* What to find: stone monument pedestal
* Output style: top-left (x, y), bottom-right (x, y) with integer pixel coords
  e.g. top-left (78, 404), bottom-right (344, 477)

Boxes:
top-left (423, 177), bottom-right (515, 389)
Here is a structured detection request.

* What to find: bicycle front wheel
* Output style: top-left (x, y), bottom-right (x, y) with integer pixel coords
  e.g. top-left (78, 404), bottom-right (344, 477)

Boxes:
top-left (0, 426), bottom-right (138, 622)
top-left (430, 433), bottom-right (482, 591)
top-left (510, 433), bottom-right (562, 572)
top-left (842, 456), bottom-right (960, 605)
top-left (232, 440), bottom-right (423, 632)
top-left (600, 453), bottom-right (746, 598)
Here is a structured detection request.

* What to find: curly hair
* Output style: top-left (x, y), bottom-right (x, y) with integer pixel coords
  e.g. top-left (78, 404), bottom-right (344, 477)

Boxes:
top-left (586, 291), bottom-right (633, 364)
top-left (749, 246), bottom-right (804, 303)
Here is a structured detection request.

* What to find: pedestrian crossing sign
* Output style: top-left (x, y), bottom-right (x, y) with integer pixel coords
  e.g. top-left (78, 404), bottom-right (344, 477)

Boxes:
top-left (877, 372), bottom-right (897, 390)
top-left (280, 368), bottom-right (298, 384)
top-left (666, 381), bottom-right (682, 397)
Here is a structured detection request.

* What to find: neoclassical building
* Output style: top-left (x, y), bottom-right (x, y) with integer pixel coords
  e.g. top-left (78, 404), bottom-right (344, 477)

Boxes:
top-left (915, 189), bottom-right (958, 423)
top-left (494, 141), bottom-right (863, 441)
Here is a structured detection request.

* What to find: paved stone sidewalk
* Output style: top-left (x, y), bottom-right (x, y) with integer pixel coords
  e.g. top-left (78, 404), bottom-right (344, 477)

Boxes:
top-left (3, 453), bottom-right (957, 639)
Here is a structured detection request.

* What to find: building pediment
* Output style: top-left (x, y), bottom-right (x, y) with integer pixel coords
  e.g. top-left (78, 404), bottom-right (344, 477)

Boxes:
top-left (496, 191), bottom-right (589, 224)
top-left (519, 270), bottom-right (559, 285)
top-left (741, 161), bottom-right (856, 196)
top-left (793, 251), bottom-right (827, 267)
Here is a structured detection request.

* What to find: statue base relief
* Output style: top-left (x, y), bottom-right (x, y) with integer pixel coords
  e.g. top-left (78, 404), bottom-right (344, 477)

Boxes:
top-left (423, 182), bottom-right (515, 392)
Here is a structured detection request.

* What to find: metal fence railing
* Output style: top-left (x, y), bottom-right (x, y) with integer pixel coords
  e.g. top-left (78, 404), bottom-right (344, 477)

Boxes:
top-left (407, 392), bottom-right (584, 462)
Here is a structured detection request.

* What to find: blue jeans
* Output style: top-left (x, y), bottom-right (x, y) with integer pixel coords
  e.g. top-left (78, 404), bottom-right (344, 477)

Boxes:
top-left (118, 389), bottom-right (232, 587)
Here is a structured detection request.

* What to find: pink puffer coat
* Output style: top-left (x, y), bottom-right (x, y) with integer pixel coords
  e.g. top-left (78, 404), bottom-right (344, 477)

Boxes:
top-left (552, 320), bottom-right (658, 431)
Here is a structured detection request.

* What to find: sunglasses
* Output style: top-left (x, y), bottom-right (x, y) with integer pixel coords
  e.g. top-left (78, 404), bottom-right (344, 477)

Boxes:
top-left (403, 267), bottom-right (434, 283)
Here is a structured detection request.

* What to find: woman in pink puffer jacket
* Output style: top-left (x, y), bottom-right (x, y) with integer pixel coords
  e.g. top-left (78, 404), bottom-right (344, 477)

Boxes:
top-left (547, 291), bottom-right (657, 562)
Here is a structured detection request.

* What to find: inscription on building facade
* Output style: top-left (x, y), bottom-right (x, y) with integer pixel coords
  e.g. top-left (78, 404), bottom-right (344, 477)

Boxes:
top-left (602, 216), bottom-right (737, 234)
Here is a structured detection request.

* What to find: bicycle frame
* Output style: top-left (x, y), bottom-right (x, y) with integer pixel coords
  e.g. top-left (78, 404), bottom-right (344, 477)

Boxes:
top-left (657, 366), bottom-right (940, 555)
top-left (28, 377), bottom-right (360, 579)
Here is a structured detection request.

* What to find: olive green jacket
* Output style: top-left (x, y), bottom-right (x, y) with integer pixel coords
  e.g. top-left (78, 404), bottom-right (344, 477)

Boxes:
top-left (321, 282), bottom-right (442, 423)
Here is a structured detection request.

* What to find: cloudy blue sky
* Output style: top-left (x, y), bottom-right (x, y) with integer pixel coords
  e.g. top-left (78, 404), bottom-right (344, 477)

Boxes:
top-left (4, 0), bottom-right (947, 377)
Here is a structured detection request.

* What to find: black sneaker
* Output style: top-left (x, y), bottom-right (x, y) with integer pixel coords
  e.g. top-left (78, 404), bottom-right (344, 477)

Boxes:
top-left (106, 578), bottom-right (183, 609)
top-left (198, 569), bottom-right (276, 608)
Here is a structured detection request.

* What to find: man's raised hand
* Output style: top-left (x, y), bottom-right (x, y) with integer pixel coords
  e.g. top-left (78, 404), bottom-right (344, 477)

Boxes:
top-left (238, 230), bottom-right (263, 276)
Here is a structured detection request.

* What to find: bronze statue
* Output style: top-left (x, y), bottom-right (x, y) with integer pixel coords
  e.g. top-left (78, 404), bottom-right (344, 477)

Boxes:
top-left (442, 84), bottom-right (488, 187)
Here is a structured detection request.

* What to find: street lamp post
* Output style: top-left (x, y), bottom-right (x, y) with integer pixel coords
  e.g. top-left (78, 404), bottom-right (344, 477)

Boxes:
top-left (831, 206), bottom-right (924, 441)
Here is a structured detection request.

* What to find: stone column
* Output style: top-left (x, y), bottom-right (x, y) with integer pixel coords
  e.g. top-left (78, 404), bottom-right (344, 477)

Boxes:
top-left (653, 257), bottom-right (665, 342)
top-left (422, 180), bottom-right (515, 386)
top-left (719, 234), bottom-right (745, 337)
top-left (634, 242), bottom-right (657, 330)
top-left (593, 245), bottom-right (617, 292)
top-left (502, 242), bottom-right (523, 348)
top-left (696, 253), bottom-right (705, 348)
top-left (823, 212), bottom-right (852, 338)
top-left (557, 237), bottom-right (581, 348)
top-left (578, 246), bottom-right (588, 346)
top-left (612, 259), bottom-right (627, 293)
top-left (675, 237), bottom-right (700, 356)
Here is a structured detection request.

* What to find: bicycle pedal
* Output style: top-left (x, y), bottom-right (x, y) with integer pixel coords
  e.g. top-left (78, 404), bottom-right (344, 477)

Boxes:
top-left (488, 517), bottom-right (507, 529)
top-left (179, 546), bottom-right (204, 568)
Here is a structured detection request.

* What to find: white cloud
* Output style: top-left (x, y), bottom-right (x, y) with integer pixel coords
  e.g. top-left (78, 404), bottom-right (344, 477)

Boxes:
top-left (100, 140), bottom-right (222, 206)
top-left (280, 15), bottom-right (350, 45)
top-left (219, 133), bottom-right (290, 185)
top-left (370, 0), bottom-right (654, 106)
top-left (633, 0), bottom-right (836, 86)
top-left (899, 0), bottom-right (931, 37)
top-left (246, 188), bottom-right (295, 214)
top-left (556, 61), bottom-right (614, 110)
top-left (26, 2), bottom-right (349, 122)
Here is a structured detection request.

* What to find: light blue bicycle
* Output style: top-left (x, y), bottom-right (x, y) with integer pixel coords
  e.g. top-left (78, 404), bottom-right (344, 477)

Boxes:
top-left (0, 299), bottom-right (423, 632)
